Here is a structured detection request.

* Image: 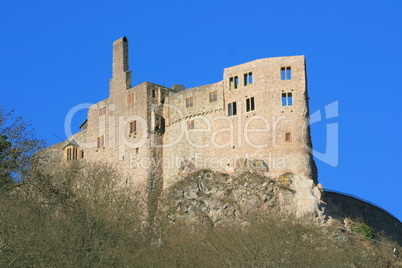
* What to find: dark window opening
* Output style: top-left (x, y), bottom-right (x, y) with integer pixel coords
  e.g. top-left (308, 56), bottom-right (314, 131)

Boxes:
top-left (285, 132), bottom-right (292, 142)
top-left (244, 72), bottom-right (253, 86)
top-left (246, 97), bottom-right (255, 112)
top-left (129, 121), bottom-right (137, 134)
top-left (228, 102), bottom-right (237, 116)
top-left (229, 76), bottom-right (239, 89)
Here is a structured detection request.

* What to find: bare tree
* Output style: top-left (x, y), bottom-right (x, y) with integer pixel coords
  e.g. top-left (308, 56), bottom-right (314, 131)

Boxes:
top-left (0, 107), bottom-right (44, 190)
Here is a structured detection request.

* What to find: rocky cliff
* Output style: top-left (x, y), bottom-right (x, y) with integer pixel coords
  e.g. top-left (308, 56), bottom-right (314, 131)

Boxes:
top-left (159, 169), bottom-right (327, 227)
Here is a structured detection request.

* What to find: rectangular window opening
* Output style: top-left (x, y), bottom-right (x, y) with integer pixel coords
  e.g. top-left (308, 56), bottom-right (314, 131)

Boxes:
top-left (186, 97), bottom-right (194, 108)
top-left (209, 91), bottom-right (218, 102)
top-left (229, 76), bottom-right (239, 89)
top-left (228, 102), bottom-right (237, 116)
top-left (129, 121), bottom-right (137, 134)
top-left (281, 92), bottom-right (293, 106)
top-left (246, 97), bottom-right (255, 112)
top-left (187, 120), bottom-right (195, 130)
top-left (285, 132), bottom-right (292, 142)
top-left (97, 135), bottom-right (105, 148)
top-left (281, 67), bottom-right (292, 80)
top-left (244, 72), bottom-right (253, 86)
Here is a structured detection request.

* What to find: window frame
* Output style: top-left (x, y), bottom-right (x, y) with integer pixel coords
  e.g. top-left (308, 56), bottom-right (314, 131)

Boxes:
top-left (97, 135), bottom-right (105, 148)
top-left (129, 121), bottom-right (137, 134)
top-left (66, 146), bottom-right (78, 160)
top-left (228, 102), bottom-right (237, 116)
top-left (187, 120), bottom-right (195, 130)
top-left (281, 66), bottom-right (292, 80)
top-left (229, 76), bottom-right (239, 89)
top-left (209, 91), bottom-right (218, 102)
top-left (186, 97), bottom-right (194, 108)
top-left (285, 132), bottom-right (292, 142)
top-left (281, 92), bottom-right (293, 106)
top-left (246, 97), bottom-right (255, 112)
top-left (244, 72), bottom-right (253, 86)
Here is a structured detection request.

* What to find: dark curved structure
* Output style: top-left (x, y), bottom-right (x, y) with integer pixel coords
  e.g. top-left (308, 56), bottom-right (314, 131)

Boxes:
top-left (324, 189), bottom-right (402, 246)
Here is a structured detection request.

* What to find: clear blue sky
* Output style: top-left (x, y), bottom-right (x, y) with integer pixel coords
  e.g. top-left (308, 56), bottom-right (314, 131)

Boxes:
top-left (1, 0), bottom-right (401, 220)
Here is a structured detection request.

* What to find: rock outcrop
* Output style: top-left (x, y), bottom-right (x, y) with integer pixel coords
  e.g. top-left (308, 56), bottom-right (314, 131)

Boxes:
top-left (159, 170), bottom-right (326, 226)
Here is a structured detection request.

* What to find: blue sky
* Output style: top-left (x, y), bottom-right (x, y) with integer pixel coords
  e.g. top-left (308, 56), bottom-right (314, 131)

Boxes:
top-left (1, 0), bottom-right (401, 220)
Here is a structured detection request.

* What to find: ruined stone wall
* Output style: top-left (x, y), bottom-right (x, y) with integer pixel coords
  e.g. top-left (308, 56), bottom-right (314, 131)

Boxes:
top-left (162, 56), bottom-right (316, 189)
top-left (324, 191), bottom-right (402, 245)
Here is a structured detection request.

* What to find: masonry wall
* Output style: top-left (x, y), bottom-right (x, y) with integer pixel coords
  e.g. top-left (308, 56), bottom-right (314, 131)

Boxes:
top-left (162, 56), bottom-right (316, 188)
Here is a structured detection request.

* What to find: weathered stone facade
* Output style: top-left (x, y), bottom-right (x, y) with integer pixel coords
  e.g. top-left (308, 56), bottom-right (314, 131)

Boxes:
top-left (44, 36), bottom-right (317, 205)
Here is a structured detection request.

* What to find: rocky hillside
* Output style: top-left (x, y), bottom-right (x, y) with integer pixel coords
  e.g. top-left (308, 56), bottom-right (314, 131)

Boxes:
top-left (159, 169), bottom-right (402, 248)
top-left (160, 169), bottom-right (327, 227)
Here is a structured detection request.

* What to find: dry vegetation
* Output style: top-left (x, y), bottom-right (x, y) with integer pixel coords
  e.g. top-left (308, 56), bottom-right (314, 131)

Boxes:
top-left (0, 163), bottom-right (400, 268)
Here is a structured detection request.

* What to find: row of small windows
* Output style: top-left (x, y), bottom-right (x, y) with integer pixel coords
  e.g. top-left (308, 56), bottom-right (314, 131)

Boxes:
top-left (228, 97), bottom-right (255, 117)
top-left (229, 72), bottom-right (253, 90)
top-left (104, 91), bottom-right (290, 119)
top-left (229, 67), bottom-right (292, 90)
top-left (186, 119), bottom-right (293, 142)
top-left (227, 92), bottom-right (293, 116)
top-left (186, 91), bottom-right (218, 108)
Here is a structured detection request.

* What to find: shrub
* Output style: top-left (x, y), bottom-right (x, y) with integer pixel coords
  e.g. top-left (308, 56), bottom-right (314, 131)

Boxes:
top-left (353, 223), bottom-right (376, 239)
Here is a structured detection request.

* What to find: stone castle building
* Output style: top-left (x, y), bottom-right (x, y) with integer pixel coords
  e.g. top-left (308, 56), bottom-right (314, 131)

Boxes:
top-left (46, 36), bottom-right (317, 197)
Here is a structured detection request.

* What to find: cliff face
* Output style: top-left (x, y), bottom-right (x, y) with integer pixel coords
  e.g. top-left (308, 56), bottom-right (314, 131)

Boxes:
top-left (159, 170), bottom-right (326, 227)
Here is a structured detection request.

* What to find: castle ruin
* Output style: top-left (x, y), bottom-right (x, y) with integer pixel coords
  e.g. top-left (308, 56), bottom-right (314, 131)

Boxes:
top-left (45, 36), bottom-right (317, 205)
